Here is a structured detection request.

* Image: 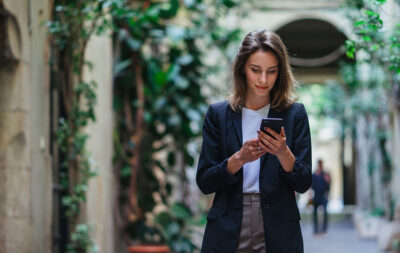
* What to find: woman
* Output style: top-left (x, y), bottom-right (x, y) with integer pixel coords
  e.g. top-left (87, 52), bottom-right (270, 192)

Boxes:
top-left (196, 30), bottom-right (312, 253)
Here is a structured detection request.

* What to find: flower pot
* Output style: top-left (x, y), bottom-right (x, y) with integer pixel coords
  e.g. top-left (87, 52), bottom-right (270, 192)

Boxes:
top-left (127, 245), bottom-right (170, 253)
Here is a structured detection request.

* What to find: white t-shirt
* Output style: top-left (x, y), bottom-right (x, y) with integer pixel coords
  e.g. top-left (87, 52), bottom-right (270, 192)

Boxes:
top-left (241, 104), bottom-right (270, 193)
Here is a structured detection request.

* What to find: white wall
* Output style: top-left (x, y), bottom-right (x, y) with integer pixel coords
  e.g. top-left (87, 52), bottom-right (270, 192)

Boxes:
top-left (84, 33), bottom-right (116, 253)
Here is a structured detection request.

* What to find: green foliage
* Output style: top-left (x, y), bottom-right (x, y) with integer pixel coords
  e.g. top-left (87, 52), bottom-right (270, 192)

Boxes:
top-left (112, 0), bottom-right (244, 250)
top-left (346, 40), bottom-right (356, 59)
top-left (342, 0), bottom-right (399, 220)
top-left (345, 0), bottom-right (400, 83)
top-left (155, 203), bottom-right (197, 252)
top-left (370, 206), bottom-right (385, 217)
top-left (67, 224), bottom-right (99, 253)
top-left (46, 0), bottom-right (245, 251)
top-left (48, 1), bottom-right (123, 252)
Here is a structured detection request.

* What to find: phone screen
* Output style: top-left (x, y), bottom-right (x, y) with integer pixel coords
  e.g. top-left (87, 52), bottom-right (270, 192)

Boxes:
top-left (260, 118), bottom-right (283, 137)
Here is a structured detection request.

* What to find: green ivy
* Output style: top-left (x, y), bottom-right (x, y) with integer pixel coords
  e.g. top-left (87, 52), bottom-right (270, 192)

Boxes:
top-left (47, 0), bottom-right (124, 252)
top-left (111, 0), bottom-right (247, 251)
top-left (342, 0), bottom-right (399, 220)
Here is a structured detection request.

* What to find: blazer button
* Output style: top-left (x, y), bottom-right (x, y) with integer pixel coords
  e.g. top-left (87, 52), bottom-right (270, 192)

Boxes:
top-left (263, 202), bottom-right (270, 210)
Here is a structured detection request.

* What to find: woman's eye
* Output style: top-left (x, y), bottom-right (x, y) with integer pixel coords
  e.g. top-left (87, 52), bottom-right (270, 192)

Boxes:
top-left (268, 70), bottom-right (277, 74)
top-left (251, 69), bottom-right (260, 73)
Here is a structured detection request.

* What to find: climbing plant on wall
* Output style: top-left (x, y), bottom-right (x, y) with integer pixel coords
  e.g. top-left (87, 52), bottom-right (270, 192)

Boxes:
top-left (111, 0), bottom-right (248, 251)
top-left (47, 0), bottom-right (124, 252)
top-left (344, 0), bottom-right (400, 220)
top-left (47, 0), bottom-right (254, 251)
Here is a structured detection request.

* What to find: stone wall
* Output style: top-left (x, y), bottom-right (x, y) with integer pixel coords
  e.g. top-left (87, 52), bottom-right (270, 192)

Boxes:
top-left (0, 0), bottom-right (117, 251)
top-left (0, 0), bottom-right (52, 252)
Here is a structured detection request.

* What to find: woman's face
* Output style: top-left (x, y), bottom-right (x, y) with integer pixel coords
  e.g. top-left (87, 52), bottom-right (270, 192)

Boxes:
top-left (244, 50), bottom-right (279, 102)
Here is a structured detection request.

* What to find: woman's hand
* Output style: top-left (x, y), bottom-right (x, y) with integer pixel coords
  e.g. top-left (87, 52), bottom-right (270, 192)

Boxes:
top-left (238, 138), bottom-right (268, 164)
top-left (257, 127), bottom-right (295, 172)
top-left (227, 138), bottom-right (267, 175)
top-left (257, 127), bottom-right (287, 156)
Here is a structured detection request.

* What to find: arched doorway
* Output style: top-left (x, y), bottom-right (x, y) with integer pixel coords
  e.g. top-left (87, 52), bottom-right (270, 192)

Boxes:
top-left (275, 18), bottom-right (356, 208)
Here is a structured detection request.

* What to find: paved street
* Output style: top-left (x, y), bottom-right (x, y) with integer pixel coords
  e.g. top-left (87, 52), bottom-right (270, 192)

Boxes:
top-left (301, 214), bottom-right (382, 253)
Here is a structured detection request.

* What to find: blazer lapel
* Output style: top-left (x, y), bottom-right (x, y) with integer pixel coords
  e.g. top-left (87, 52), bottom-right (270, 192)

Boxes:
top-left (231, 108), bottom-right (243, 146)
top-left (266, 107), bottom-right (282, 119)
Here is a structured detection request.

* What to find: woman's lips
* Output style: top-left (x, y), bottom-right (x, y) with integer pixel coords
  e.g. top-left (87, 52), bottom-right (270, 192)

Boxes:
top-left (256, 85), bottom-right (268, 90)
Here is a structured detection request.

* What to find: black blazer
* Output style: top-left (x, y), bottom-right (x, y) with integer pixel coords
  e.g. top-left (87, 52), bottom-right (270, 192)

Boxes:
top-left (196, 101), bottom-right (312, 253)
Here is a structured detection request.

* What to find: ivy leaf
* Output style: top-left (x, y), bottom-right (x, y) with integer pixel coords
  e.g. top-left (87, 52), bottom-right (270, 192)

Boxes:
top-left (363, 35), bottom-right (372, 42)
top-left (155, 161), bottom-right (167, 172)
top-left (371, 44), bottom-right (379, 51)
top-left (62, 196), bottom-right (72, 206)
top-left (345, 40), bottom-right (356, 59)
top-left (354, 20), bottom-right (366, 26)
top-left (114, 59), bottom-right (131, 75)
top-left (171, 203), bottom-right (192, 219)
top-left (167, 152), bottom-right (175, 166)
top-left (120, 165), bottom-right (131, 178)
top-left (174, 75), bottom-right (190, 89)
top-left (126, 37), bottom-right (141, 50)
top-left (154, 97), bottom-right (167, 110)
top-left (167, 64), bottom-right (181, 82)
top-left (166, 222), bottom-right (180, 236)
top-left (364, 10), bottom-right (379, 17)
top-left (159, 0), bottom-right (180, 18)
top-left (155, 212), bottom-right (173, 228)
top-left (144, 110), bottom-right (153, 123)
top-left (184, 151), bottom-right (195, 166)
top-left (154, 70), bottom-right (168, 87)
top-left (222, 0), bottom-right (237, 8)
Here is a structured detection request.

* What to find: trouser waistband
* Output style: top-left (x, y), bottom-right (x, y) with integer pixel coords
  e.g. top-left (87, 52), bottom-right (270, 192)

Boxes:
top-left (242, 193), bottom-right (260, 203)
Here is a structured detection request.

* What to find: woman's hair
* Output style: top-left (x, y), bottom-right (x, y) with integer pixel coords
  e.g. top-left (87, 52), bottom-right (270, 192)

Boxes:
top-left (229, 30), bottom-right (297, 111)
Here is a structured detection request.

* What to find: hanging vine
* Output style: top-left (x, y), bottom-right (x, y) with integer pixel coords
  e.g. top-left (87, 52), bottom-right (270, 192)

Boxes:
top-left (344, 0), bottom-right (400, 220)
top-left (47, 0), bottom-right (123, 252)
top-left (112, 0), bottom-right (251, 251)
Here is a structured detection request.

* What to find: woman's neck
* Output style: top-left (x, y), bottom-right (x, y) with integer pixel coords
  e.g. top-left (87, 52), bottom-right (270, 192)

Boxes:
top-left (245, 96), bottom-right (270, 111)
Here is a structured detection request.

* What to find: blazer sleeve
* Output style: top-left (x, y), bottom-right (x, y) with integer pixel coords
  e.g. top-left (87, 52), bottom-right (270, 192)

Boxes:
top-left (279, 103), bottom-right (312, 193)
top-left (196, 104), bottom-right (239, 195)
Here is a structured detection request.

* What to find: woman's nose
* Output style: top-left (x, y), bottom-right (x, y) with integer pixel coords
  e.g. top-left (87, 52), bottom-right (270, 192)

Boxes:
top-left (260, 72), bottom-right (267, 84)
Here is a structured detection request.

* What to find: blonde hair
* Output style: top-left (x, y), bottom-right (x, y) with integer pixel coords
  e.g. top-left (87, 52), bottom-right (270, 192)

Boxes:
top-left (229, 30), bottom-right (297, 112)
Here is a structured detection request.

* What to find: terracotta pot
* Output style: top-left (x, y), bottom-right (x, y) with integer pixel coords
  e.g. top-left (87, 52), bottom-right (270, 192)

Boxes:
top-left (127, 245), bottom-right (170, 253)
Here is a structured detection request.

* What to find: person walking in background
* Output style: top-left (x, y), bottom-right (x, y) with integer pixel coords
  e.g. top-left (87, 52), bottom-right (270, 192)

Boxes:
top-left (196, 30), bottom-right (312, 253)
top-left (312, 159), bottom-right (331, 235)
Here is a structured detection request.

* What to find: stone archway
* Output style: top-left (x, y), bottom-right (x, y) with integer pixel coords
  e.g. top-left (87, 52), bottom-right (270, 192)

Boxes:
top-left (275, 18), bottom-right (356, 207)
top-left (276, 18), bottom-right (348, 68)
top-left (275, 18), bottom-right (351, 83)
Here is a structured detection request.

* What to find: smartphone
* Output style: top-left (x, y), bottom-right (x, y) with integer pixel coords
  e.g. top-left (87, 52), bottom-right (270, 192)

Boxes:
top-left (260, 118), bottom-right (283, 138)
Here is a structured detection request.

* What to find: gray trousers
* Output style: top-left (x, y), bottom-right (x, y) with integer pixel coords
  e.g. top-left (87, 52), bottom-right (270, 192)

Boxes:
top-left (236, 193), bottom-right (267, 253)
